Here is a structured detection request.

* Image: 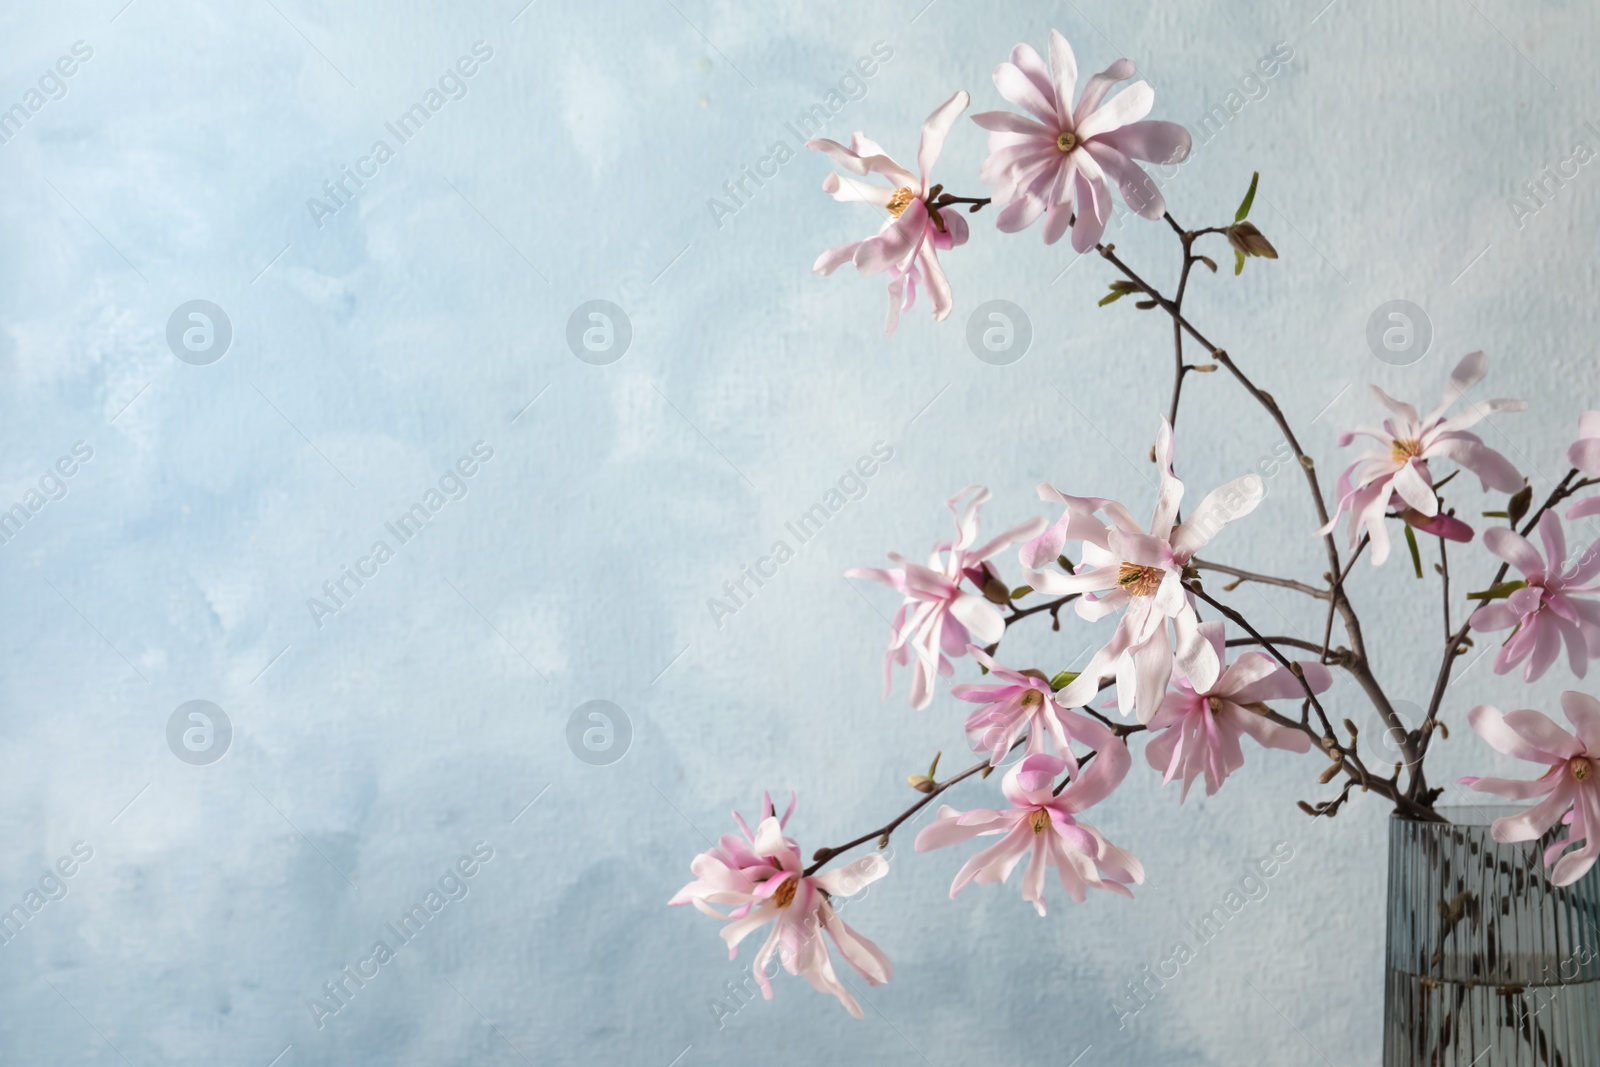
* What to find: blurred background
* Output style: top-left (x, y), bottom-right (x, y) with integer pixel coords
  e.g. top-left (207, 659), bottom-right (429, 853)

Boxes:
top-left (2, 0), bottom-right (1597, 1063)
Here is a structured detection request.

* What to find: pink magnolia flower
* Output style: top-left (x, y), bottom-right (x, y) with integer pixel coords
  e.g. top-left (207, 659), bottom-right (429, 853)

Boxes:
top-left (1460, 694), bottom-right (1600, 887)
top-left (1566, 411), bottom-right (1600, 520)
top-left (1144, 621), bottom-right (1331, 799)
top-left (1469, 511), bottom-right (1600, 681)
top-left (915, 749), bottom-right (1141, 915)
top-left (954, 645), bottom-right (1109, 766)
top-left (973, 30), bottom-right (1191, 252)
top-left (1024, 419), bottom-right (1265, 721)
top-left (848, 487), bottom-right (1045, 710)
top-left (809, 91), bottom-right (971, 336)
top-left (1319, 351), bottom-right (1525, 565)
top-left (669, 794), bottom-right (892, 1018)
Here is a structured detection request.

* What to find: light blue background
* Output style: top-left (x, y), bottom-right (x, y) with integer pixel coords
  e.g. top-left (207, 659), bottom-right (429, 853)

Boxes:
top-left (2, 0), bottom-right (1598, 1063)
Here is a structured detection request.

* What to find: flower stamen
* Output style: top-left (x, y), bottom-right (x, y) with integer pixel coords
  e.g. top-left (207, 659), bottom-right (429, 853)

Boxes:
top-left (886, 187), bottom-right (917, 218)
top-left (1056, 131), bottom-right (1077, 152)
top-left (1029, 809), bottom-right (1051, 834)
top-left (772, 877), bottom-right (798, 908)
top-left (1117, 562), bottom-right (1165, 598)
top-left (1390, 438), bottom-right (1423, 464)
top-left (1021, 689), bottom-right (1045, 709)
top-left (1573, 757), bottom-right (1593, 783)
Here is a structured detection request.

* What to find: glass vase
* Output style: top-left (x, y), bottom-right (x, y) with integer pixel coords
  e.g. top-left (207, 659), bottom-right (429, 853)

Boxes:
top-left (1384, 806), bottom-right (1600, 1066)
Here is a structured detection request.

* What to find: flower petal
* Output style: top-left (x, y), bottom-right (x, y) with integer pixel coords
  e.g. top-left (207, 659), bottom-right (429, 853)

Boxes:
top-left (1096, 120), bottom-right (1191, 164)
top-left (1045, 30), bottom-right (1078, 128)
top-left (918, 90), bottom-right (969, 190)
top-left (1076, 80), bottom-right (1155, 141)
top-left (994, 61), bottom-right (1058, 126)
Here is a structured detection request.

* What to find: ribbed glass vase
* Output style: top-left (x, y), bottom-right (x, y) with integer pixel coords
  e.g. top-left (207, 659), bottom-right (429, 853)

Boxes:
top-left (1384, 807), bottom-right (1600, 1066)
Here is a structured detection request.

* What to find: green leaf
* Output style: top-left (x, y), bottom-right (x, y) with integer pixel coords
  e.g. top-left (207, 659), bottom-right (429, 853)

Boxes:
top-left (1466, 580), bottom-right (1528, 601)
top-left (1234, 249), bottom-right (1246, 276)
top-left (1235, 171), bottom-right (1259, 222)
top-left (1098, 289), bottom-right (1129, 307)
top-left (1404, 524), bottom-right (1423, 579)
top-left (1010, 585), bottom-right (1033, 600)
top-left (1049, 670), bottom-right (1079, 692)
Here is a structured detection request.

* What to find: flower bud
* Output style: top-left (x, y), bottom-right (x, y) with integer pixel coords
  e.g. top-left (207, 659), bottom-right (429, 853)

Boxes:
top-left (1226, 221), bottom-right (1278, 260)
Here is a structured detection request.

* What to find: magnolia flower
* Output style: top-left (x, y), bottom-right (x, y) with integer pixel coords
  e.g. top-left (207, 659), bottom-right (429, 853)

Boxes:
top-left (973, 30), bottom-right (1191, 252)
top-left (1319, 352), bottom-right (1525, 565)
top-left (1026, 420), bottom-right (1265, 721)
top-left (669, 794), bottom-right (892, 1017)
top-left (1144, 622), bottom-right (1330, 799)
top-left (1469, 511), bottom-right (1600, 681)
top-left (915, 750), bottom-right (1141, 915)
top-left (954, 645), bottom-right (1108, 767)
top-left (1460, 694), bottom-right (1600, 887)
top-left (1566, 411), bottom-right (1600, 520)
top-left (809, 91), bottom-right (971, 335)
top-left (848, 487), bottom-right (1045, 710)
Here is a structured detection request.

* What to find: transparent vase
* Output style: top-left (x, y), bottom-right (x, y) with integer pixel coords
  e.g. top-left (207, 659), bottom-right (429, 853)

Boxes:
top-left (1384, 806), bottom-right (1600, 1065)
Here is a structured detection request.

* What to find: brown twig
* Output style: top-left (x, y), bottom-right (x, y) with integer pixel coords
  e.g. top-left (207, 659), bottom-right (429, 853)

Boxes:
top-left (1320, 534), bottom-right (1368, 662)
top-left (1192, 558), bottom-right (1330, 599)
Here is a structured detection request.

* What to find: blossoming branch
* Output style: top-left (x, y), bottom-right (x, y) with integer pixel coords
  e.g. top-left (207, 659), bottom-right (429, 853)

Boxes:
top-left (670, 28), bottom-right (1600, 1018)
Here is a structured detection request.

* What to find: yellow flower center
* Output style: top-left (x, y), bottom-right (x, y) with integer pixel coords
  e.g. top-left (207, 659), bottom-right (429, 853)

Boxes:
top-left (1021, 689), bottom-right (1044, 709)
top-left (1056, 131), bottom-right (1078, 152)
top-left (1030, 809), bottom-right (1051, 834)
top-left (773, 877), bottom-right (798, 908)
top-left (1207, 696), bottom-right (1223, 716)
top-left (1573, 757), bottom-right (1593, 783)
top-left (1390, 438), bottom-right (1423, 464)
top-left (1117, 562), bottom-right (1165, 598)
top-left (886, 187), bottom-right (917, 218)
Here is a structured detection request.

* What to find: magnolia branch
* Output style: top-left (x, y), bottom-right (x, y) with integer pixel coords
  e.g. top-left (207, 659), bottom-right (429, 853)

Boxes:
top-left (803, 705), bottom-right (1143, 878)
top-left (1408, 469), bottom-right (1598, 797)
top-left (1189, 581), bottom-right (1444, 822)
top-left (1097, 227), bottom-right (1421, 780)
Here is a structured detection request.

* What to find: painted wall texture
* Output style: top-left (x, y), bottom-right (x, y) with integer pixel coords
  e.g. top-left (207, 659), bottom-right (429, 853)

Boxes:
top-left (2, 0), bottom-right (1598, 1063)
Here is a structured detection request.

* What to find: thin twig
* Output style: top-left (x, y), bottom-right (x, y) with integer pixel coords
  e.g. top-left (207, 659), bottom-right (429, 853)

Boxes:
top-left (1193, 558), bottom-right (1330, 599)
top-left (1321, 534), bottom-right (1368, 662)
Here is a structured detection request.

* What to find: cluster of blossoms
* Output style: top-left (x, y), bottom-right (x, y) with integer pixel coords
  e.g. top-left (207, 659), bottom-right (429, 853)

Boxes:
top-left (669, 793), bottom-right (891, 1018)
top-left (811, 30), bottom-right (1191, 335)
top-left (671, 26), bottom-right (1600, 1016)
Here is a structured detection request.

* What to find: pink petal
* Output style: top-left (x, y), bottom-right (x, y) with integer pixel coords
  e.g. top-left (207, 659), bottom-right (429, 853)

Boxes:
top-left (1096, 120), bottom-right (1192, 164)
top-left (1076, 80), bottom-right (1155, 141)
top-left (993, 61), bottom-right (1058, 126)
top-left (1491, 786), bottom-right (1575, 844)
top-left (917, 90), bottom-right (969, 190)
top-left (854, 201), bottom-right (929, 275)
top-left (1502, 707), bottom-right (1584, 761)
top-left (1391, 461), bottom-right (1438, 516)
top-left (814, 239), bottom-right (864, 276)
top-left (1561, 690), bottom-right (1600, 754)
top-left (1073, 59), bottom-right (1137, 125)
top-left (1045, 30), bottom-right (1078, 128)
top-left (1483, 525), bottom-right (1545, 579)
top-left (1083, 141), bottom-right (1165, 219)
top-left (1069, 167), bottom-right (1109, 253)
top-left (822, 908), bottom-right (893, 984)
top-left (971, 110), bottom-right (1053, 136)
